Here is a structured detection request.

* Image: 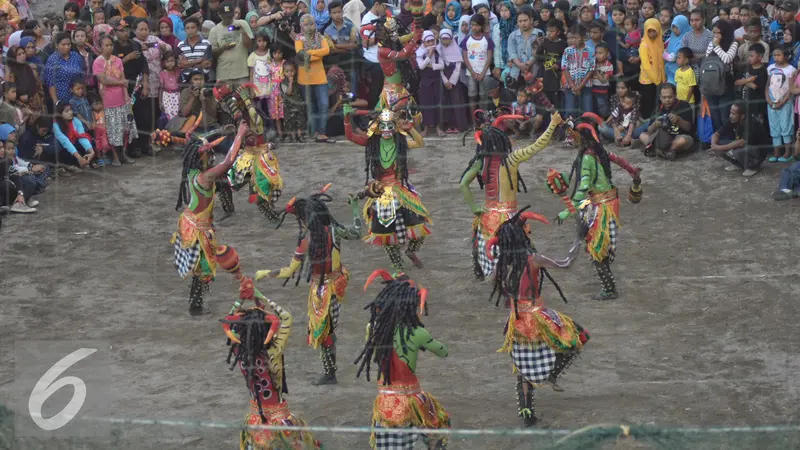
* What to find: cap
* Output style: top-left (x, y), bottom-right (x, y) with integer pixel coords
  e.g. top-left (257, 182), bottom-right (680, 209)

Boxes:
top-left (221, 1), bottom-right (236, 14)
top-left (117, 19), bottom-right (130, 30)
top-left (484, 76), bottom-right (500, 91)
top-left (780, 0), bottom-right (798, 10)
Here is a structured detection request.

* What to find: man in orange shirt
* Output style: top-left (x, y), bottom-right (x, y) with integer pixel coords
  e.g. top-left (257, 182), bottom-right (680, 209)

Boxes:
top-left (116, 0), bottom-right (147, 18)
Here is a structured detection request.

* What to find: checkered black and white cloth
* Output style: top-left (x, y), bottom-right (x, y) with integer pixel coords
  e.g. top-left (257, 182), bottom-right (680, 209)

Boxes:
top-left (330, 298), bottom-right (341, 330)
top-left (173, 235), bottom-right (200, 279)
top-left (473, 228), bottom-right (498, 278)
top-left (373, 425), bottom-right (419, 450)
top-left (373, 198), bottom-right (409, 245)
top-left (511, 341), bottom-right (557, 384)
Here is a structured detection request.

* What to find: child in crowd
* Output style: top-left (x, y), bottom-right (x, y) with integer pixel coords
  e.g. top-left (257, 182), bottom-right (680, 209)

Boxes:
top-left (737, 43), bottom-right (767, 123)
top-left (766, 46), bottom-right (796, 163)
top-left (537, 19), bottom-right (567, 112)
top-left (606, 92), bottom-right (638, 145)
top-left (158, 52), bottom-right (181, 122)
top-left (593, 42), bottom-right (613, 117)
top-left (561, 24), bottom-right (594, 118)
top-left (281, 62), bottom-right (306, 143)
top-left (248, 32), bottom-right (272, 115)
top-left (268, 44), bottom-right (285, 139)
top-left (602, 80), bottom-right (640, 146)
top-left (69, 78), bottom-right (94, 149)
top-left (622, 16), bottom-right (641, 52)
top-left (507, 89), bottom-right (543, 139)
top-left (90, 94), bottom-right (114, 166)
top-left (586, 20), bottom-right (604, 52)
top-left (461, 14), bottom-right (495, 119)
top-left (438, 28), bottom-right (468, 132)
top-left (0, 82), bottom-right (21, 129)
top-left (674, 47), bottom-right (696, 104)
top-left (738, 18), bottom-right (769, 66)
top-left (417, 30), bottom-right (445, 137)
top-left (93, 8), bottom-right (105, 25)
top-left (1, 137), bottom-right (44, 213)
top-left (660, 7), bottom-right (674, 41)
top-left (63, 3), bottom-right (79, 32)
top-left (53, 101), bottom-right (97, 169)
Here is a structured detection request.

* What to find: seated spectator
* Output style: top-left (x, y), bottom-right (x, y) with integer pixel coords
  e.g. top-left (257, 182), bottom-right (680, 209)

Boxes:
top-left (52, 101), bottom-right (96, 169)
top-left (485, 75), bottom-right (516, 113)
top-left (0, 140), bottom-right (40, 214)
top-left (773, 130), bottom-right (800, 200)
top-left (0, 82), bottom-right (21, 128)
top-left (637, 83), bottom-right (694, 160)
top-left (179, 69), bottom-right (220, 133)
top-left (17, 117), bottom-right (54, 162)
top-left (709, 101), bottom-right (771, 177)
top-left (599, 92), bottom-right (638, 146)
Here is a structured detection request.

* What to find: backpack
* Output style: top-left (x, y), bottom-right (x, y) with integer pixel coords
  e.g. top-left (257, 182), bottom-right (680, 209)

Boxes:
top-left (699, 53), bottom-right (726, 97)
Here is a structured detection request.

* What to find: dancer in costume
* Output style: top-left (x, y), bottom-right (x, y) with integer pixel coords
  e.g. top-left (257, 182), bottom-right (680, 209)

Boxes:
top-left (171, 121), bottom-right (249, 315)
top-left (343, 106), bottom-right (430, 276)
top-left (460, 111), bottom-right (563, 280)
top-left (546, 113), bottom-right (643, 300)
top-left (355, 270), bottom-right (450, 449)
top-left (486, 208), bottom-right (589, 427)
top-left (221, 277), bottom-right (322, 450)
top-left (255, 185), bottom-right (362, 385)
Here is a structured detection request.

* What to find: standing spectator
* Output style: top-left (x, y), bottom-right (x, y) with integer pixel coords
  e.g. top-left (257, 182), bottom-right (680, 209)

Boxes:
top-left (736, 43), bottom-right (768, 123)
top-left (133, 17), bottom-right (170, 152)
top-left (0, 83), bottom-right (20, 128)
top-left (438, 28), bottom-right (468, 132)
top-left (681, 10), bottom-right (713, 77)
top-left (310, 0), bottom-right (329, 31)
top-left (639, 19), bottom-right (665, 119)
top-left (116, 0), bottom-right (147, 18)
top-left (177, 17), bottom-right (213, 82)
top-left (79, 0), bottom-right (120, 23)
top-left (705, 20), bottom-right (738, 131)
top-left (770, 0), bottom-right (798, 43)
top-left (538, 19), bottom-right (567, 111)
top-left (674, 47), bottom-right (697, 104)
top-left (592, 42), bottom-right (613, 117)
top-left (296, 13), bottom-right (334, 143)
top-left (158, 17), bottom-right (181, 53)
top-left (69, 78), bottom-right (93, 138)
top-left (256, 0), bottom-right (302, 60)
top-left (660, 7), bottom-right (674, 42)
top-left (248, 31), bottom-right (271, 113)
top-left (506, 6), bottom-right (538, 86)
top-left (5, 45), bottom-right (44, 127)
top-left (753, 4), bottom-right (772, 44)
top-left (159, 52), bottom-right (181, 120)
top-left (210, 1), bottom-right (254, 86)
top-left (0, 0), bottom-right (20, 28)
top-left (113, 19), bottom-right (149, 157)
top-left (562, 24), bottom-right (594, 118)
top-left (359, 1), bottom-right (386, 109)
top-left (443, 0), bottom-right (462, 35)
top-left (267, 44), bottom-right (286, 139)
top-left (281, 62), bottom-right (306, 142)
top-left (738, 18), bottom-right (770, 65)
top-left (491, 1), bottom-right (516, 81)
top-left (461, 14), bottom-right (494, 118)
top-left (416, 30), bottom-right (445, 137)
top-left (72, 28), bottom-right (97, 89)
top-left (323, 1), bottom-right (359, 90)
top-left (766, 46), bottom-right (796, 162)
top-left (665, 15), bottom-right (690, 84)
top-left (43, 32), bottom-right (86, 106)
top-left (93, 34), bottom-right (134, 164)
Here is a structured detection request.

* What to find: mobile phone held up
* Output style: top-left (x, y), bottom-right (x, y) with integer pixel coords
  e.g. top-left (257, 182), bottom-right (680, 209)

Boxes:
top-left (228, 24), bottom-right (242, 31)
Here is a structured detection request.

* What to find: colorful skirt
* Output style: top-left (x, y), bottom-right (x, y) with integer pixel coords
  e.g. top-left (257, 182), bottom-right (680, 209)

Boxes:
top-left (240, 401), bottom-right (321, 450)
top-left (582, 188), bottom-right (620, 263)
top-left (371, 383), bottom-right (450, 449)
top-left (363, 184), bottom-right (432, 246)
top-left (472, 202), bottom-right (517, 277)
top-left (500, 304), bottom-right (589, 384)
top-left (105, 104), bottom-right (138, 147)
top-left (307, 269), bottom-right (350, 349)
top-left (170, 209), bottom-right (217, 281)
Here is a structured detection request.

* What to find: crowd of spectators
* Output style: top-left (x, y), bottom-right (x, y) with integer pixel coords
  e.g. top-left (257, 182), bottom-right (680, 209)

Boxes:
top-left (2, 0), bottom-right (800, 222)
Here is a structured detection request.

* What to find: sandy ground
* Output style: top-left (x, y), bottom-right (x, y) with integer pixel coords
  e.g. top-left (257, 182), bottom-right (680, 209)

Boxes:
top-left (2, 134), bottom-right (800, 449)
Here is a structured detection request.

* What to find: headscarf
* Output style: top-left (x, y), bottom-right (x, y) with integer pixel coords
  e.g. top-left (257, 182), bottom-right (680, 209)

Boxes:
top-left (159, 17), bottom-right (180, 51)
top-left (0, 124), bottom-right (16, 141)
top-left (93, 24), bottom-right (113, 53)
top-left (245, 11), bottom-right (258, 25)
top-left (311, 0), bottom-right (330, 30)
top-left (498, 0), bottom-right (517, 66)
top-left (444, 1), bottom-right (462, 30)
top-left (19, 37), bottom-right (41, 66)
top-left (416, 30), bottom-right (436, 59)
top-left (437, 28), bottom-right (461, 63)
top-left (326, 65), bottom-right (347, 96)
top-left (299, 13), bottom-right (322, 50)
top-left (664, 14), bottom-right (689, 82)
top-left (640, 18), bottom-right (665, 85)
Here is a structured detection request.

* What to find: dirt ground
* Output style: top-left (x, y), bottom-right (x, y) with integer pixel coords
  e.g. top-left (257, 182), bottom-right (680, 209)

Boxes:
top-left (2, 134), bottom-right (800, 450)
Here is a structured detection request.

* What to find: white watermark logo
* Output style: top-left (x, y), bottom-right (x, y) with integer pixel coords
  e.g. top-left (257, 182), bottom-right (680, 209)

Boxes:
top-left (28, 348), bottom-right (98, 431)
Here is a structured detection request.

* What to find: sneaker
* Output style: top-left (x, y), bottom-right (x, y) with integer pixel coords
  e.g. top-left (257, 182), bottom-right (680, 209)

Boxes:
top-left (724, 165), bottom-right (739, 172)
top-left (10, 202), bottom-right (36, 213)
top-left (772, 190), bottom-right (794, 201)
top-left (96, 158), bottom-right (106, 167)
top-left (742, 169), bottom-right (758, 177)
top-left (27, 199), bottom-right (39, 207)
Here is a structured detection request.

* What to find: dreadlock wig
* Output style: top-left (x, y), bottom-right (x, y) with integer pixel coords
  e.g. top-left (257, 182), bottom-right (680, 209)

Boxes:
top-left (568, 120), bottom-right (612, 200)
top-left (365, 132), bottom-right (410, 187)
top-left (354, 280), bottom-right (423, 385)
top-left (460, 125), bottom-right (527, 193)
top-left (223, 309), bottom-right (286, 422)
top-left (375, 17), bottom-right (419, 95)
top-left (175, 139), bottom-right (212, 211)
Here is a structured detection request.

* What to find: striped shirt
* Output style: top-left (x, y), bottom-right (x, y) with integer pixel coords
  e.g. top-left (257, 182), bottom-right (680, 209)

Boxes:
top-left (177, 37), bottom-right (213, 81)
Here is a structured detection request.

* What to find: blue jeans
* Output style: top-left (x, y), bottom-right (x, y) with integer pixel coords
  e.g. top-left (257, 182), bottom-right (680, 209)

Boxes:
top-left (564, 86), bottom-right (593, 119)
top-left (598, 123), bottom-right (614, 139)
top-left (304, 83), bottom-right (330, 136)
top-left (632, 120), bottom-right (652, 139)
top-left (705, 91), bottom-right (733, 132)
top-left (779, 161), bottom-right (800, 192)
top-left (594, 93), bottom-right (610, 118)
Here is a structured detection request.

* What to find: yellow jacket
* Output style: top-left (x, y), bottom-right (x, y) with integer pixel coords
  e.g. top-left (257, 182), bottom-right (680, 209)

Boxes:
top-left (295, 38), bottom-right (330, 86)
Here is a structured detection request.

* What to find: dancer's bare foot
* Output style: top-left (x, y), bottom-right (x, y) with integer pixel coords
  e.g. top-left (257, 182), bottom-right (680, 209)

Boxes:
top-left (405, 250), bottom-right (424, 269)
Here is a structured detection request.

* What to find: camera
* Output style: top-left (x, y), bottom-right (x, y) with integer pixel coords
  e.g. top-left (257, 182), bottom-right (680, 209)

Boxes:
top-left (278, 19), bottom-right (291, 32)
top-left (228, 24), bottom-right (242, 31)
top-left (658, 113), bottom-right (671, 129)
top-left (193, 86), bottom-right (215, 98)
top-left (340, 92), bottom-right (355, 104)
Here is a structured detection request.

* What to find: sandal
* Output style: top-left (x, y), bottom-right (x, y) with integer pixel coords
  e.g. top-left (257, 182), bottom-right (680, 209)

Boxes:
top-left (314, 137), bottom-right (337, 144)
top-left (90, 161), bottom-right (99, 169)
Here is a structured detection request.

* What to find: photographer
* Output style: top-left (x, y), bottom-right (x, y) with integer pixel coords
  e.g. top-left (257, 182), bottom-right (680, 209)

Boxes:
top-left (257, 0), bottom-right (302, 60)
top-left (179, 69), bottom-right (220, 133)
top-left (209, 1), bottom-right (253, 85)
top-left (637, 83), bottom-right (694, 160)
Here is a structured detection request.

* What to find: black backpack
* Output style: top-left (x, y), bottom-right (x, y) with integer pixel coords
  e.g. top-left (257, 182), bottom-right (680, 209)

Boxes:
top-left (700, 53), bottom-right (726, 97)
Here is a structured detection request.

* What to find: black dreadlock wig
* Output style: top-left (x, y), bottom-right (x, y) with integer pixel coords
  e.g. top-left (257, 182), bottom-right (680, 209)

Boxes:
top-left (459, 125), bottom-right (527, 193)
top-left (488, 209), bottom-right (567, 315)
top-left (174, 139), bottom-right (211, 211)
top-left (365, 132), bottom-right (410, 187)
top-left (275, 193), bottom-right (340, 289)
top-left (223, 309), bottom-right (286, 422)
top-left (374, 17), bottom-right (418, 96)
top-left (568, 124), bottom-right (612, 200)
top-left (354, 280), bottom-right (423, 385)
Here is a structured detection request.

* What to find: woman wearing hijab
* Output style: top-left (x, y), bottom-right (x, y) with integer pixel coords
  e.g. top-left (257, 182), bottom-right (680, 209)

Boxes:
top-left (491, 0), bottom-right (516, 80)
top-left (4, 45), bottom-right (44, 127)
top-left (158, 16), bottom-right (181, 52)
top-left (443, 0), bottom-right (462, 34)
top-left (664, 15), bottom-right (690, 84)
top-left (416, 30), bottom-right (445, 136)
top-left (705, 19), bottom-right (738, 130)
top-left (438, 28), bottom-right (469, 132)
top-left (311, 0), bottom-right (330, 30)
top-left (296, 13), bottom-right (335, 143)
top-left (638, 18), bottom-right (665, 119)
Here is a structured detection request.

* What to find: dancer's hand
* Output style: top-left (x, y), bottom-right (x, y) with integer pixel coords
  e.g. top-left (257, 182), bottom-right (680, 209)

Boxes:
top-left (550, 112), bottom-right (563, 127)
top-left (343, 104), bottom-right (354, 117)
top-left (471, 204), bottom-right (483, 216)
top-left (255, 269), bottom-right (275, 280)
top-left (556, 209), bottom-right (570, 224)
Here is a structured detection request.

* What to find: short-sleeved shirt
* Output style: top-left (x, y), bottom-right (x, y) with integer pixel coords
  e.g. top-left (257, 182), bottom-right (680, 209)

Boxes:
top-left (93, 55), bottom-right (127, 108)
top-left (247, 52), bottom-right (272, 98)
top-left (460, 34), bottom-right (494, 77)
top-left (323, 19), bottom-right (359, 67)
top-left (179, 87), bottom-right (219, 130)
top-left (43, 51), bottom-right (86, 103)
top-left (654, 99), bottom-right (694, 136)
top-left (767, 63), bottom-right (796, 101)
top-left (177, 37), bottom-right (213, 81)
top-left (674, 66), bottom-right (696, 103)
top-left (561, 45), bottom-right (595, 86)
top-left (209, 20), bottom-right (254, 81)
top-left (361, 11), bottom-right (380, 63)
top-left (592, 60), bottom-right (613, 90)
top-left (741, 64), bottom-right (768, 105)
top-left (538, 39), bottom-right (568, 92)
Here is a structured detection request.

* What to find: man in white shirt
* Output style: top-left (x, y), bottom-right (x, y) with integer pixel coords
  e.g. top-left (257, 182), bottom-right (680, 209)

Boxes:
top-left (361, 1), bottom-right (386, 108)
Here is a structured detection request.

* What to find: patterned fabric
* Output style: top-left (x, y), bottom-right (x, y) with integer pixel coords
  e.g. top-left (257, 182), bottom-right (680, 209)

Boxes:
top-left (105, 104), bottom-right (138, 147)
top-left (330, 297), bottom-right (341, 330)
top-left (135, 36), bottom-right (167, 98)
top-left (473, 227), bottom-right (497, 278)
top-left (581, 201), bottom-right (618, 263)
top-left (560, 46), bottom-right (595, 86)
top-left (172, 234), bottom-right (200, 278)
top-left (43, 51), bottom-right (86, 103)
top-left (162, 91), bottom-right (180, 119)
top-left (511, 341), bottom-right (557, 384)
top-left (373, 426), bottom-right (419, 450)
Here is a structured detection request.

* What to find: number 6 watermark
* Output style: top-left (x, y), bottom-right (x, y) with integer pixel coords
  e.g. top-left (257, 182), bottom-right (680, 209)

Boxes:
top-left (28, 348), bottom-right (97, 431)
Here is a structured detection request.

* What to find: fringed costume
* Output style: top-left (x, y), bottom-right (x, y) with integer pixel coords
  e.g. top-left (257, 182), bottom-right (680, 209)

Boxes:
top-left (256, 186), bottom-right (362, 385)
top-left (344, 107), bottom-right (431, 276)
top-left (356, 271), bottom-right (450, 449)
top-left (221, 279), bottom-right (322, 450)
top-left (487, 209), bottom-right (588, 427)
top-left (228, 141), bottom-right (283, 223)
top-left (547, 113), bottom-right (643, 301)
top-left (171, 123), bottom-right (250, 315)
top-left (460, 111), bottom-right (562, 280)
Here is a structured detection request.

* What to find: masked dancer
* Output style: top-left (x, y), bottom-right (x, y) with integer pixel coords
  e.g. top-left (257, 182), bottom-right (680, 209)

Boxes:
top-left (255, 186), bottom-right (362, 385)
top-left (221, 278), bottom-right (322, 450)
top-left (343, 105), bottom-right (430, 276)
top-left (460, 111), bottom-right (563, 280)
top-left (546, 113), bottom-right (643, 300)
top-left (355, 270), bottom-right (450, 449)
top-left (171, 122), bottom-right (249, 315)
top-left (487, 208), bottom-right (589, 427)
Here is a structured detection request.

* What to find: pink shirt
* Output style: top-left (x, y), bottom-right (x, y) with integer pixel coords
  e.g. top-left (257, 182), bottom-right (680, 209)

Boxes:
top-left (160, 69), bottom-right (180, 93)
top-left (93, 55), bottom-right (127, 109)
